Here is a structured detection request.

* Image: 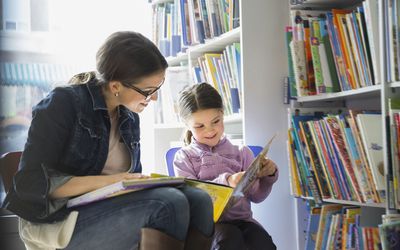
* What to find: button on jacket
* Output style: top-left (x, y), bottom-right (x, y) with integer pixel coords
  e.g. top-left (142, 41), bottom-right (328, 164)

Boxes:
top-left (3, 78), bottom-right (142, 223)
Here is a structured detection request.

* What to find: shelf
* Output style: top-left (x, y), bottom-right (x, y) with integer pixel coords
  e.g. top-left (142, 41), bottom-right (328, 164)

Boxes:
top-left (290, 0), bottom-right (363, 9)
top-left (154, 113), bottom-right (242, 129)
top-left (389, 81), bottom-right (400, 88)
top-left (166, 53), bottom-right (188, 66)
top-left (294, 196), bottom-right (386, 208)
top-left (0, 31), bottom-right (56, 55)
top-left (151, 0), bottom-right (173, 6)
top-left (188, 27), bottom-right (241, 56)
top-left (323, 198), bottom-right (386, 208)
top-left (296, 85), bottom-right (381, 103)
top-left (224, 113), bottom-right (242, 124)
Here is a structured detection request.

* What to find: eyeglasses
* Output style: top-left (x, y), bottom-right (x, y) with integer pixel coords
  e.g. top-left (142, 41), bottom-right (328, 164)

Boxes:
top-left (124, 78), bottom-right (165, 101)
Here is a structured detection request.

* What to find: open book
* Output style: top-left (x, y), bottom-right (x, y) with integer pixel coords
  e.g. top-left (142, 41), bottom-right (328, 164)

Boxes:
top-left (217, 134), bottom-right (277, 219)
top-left (159, 134), bottom-right (276, 222)
top-left (66, 176), bottom-right (185, 208)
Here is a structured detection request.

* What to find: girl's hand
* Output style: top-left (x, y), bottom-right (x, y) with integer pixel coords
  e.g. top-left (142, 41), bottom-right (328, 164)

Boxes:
top-left (227, 171), bottom-right (245, 188)
top-left (257, 158), bottom-right (277, 178)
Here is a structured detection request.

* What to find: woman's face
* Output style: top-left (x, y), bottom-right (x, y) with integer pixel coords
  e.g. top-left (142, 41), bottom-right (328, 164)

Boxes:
top-left (186, 108), bottom-right (224, 147)
top-left (119, 71), bottom-right (165, 113)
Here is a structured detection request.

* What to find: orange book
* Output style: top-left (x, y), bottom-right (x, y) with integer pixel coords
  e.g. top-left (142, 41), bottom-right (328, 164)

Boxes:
top-left (303, 26), bottom-right (316, 95)
top-left (332, 9), bottom-right (357, 89)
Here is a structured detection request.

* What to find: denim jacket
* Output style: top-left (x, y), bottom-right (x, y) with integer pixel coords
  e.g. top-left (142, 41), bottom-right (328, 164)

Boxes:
top-left (3, 78), bottom-right (142, 223)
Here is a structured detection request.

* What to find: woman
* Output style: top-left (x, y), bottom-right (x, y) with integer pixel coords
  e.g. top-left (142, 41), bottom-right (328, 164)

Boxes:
top-left (3, 31), bottom-right (214, 250)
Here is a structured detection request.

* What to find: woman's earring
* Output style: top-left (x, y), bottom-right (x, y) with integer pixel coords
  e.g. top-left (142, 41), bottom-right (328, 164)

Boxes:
top-left (114, 92), bottom-right (119, 97)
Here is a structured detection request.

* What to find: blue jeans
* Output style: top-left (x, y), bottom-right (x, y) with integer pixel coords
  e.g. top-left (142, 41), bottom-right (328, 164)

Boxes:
top-left (63, 186), bottom-right (213, 250)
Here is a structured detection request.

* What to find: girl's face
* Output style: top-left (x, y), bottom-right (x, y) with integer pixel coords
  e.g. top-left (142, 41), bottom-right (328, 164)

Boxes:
top-left (118, 71), bottom-right (165, 113)
top-left (187, 108), bottom-right (224, 147)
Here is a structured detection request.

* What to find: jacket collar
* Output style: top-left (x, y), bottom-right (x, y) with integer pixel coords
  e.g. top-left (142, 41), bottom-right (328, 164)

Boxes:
top-left (86, 78), bottom-right (138, 122)
top-left (191, 135), bottom-right (228, 152)
top-left (86, 79), bottom-right (108, 111)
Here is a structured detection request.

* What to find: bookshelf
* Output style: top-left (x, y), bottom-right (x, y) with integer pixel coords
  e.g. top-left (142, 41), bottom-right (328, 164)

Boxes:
top-left (287, 0), bottom-right (400, 249)
top-left (150, 0), bottom-right (294, 249)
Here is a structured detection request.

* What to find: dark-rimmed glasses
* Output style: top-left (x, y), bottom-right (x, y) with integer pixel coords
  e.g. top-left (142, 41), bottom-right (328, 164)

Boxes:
top-left (124, 78), bottom-right (165, 101)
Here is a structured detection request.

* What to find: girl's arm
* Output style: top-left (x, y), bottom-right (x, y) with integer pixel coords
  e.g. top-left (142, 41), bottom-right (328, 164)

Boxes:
top-left (173, 149), bottom-right (198, 178)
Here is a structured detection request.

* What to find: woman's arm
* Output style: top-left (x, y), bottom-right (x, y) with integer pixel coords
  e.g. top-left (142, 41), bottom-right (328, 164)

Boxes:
top-left (50, 172), bottom-right (148, 199)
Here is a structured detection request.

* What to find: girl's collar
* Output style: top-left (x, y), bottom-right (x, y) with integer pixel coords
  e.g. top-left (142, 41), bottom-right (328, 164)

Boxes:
top-left (191, 135), bottom-right (227, 151)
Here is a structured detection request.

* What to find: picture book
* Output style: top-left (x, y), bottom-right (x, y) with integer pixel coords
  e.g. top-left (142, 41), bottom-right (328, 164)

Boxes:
top-left (66, 176), bottom-right (185, 208)
top-left (305, 207), bottom-right (322, 250)
top-left (215, 134), bottom-right (278, 221)
top-left (185, 179), bottom-right (233, 222)
top-left (356, 113), bottom-right (385, 192)
top-left (157, 134), bottom-right (277, 222)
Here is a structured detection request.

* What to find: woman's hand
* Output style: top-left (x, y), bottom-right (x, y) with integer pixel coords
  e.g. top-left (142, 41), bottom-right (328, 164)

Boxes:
top-left (257, 158), bottom-right (277, 178)
top-left (227, 171), bottom-right (245, 188)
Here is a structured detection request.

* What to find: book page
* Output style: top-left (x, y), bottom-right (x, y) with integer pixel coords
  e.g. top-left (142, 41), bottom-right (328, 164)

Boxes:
top-left (67, 176), bottom-right (185, 208)
top-left (232, 133), bottom-right (277, 197)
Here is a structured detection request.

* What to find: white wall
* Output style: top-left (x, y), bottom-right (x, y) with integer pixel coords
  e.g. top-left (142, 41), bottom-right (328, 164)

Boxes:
top-left (47, 0), bottom-right (156, 171)
top-left (241, 1), bottom-right (296, 249)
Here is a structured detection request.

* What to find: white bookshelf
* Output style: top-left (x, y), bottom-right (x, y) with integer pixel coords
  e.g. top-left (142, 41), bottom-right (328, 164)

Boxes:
top-left (188, 27), bottom-right (241, 57)
top-left (389, 81), bottom-right (400, 89)
top-left (150, 0), bottom-right (172, 6)
top-left (166, 52), bottom-right (188, 66)
top-left (296, 85), bottom-right (381, 102)
top-left (151, 0), bottom-right (293, 249)
top-left (287, 0), bottom-right (399, 249)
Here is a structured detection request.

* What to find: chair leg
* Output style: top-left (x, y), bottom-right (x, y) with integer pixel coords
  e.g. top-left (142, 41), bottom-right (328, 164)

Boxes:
top-left (139, 228), bottom-right (184, 250)
top-left (184, 227), bottom-right (213, 250)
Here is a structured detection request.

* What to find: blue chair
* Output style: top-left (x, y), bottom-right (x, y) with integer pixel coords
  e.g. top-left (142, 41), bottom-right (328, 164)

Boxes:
top-left (165, 145), bottom-right (263, 177)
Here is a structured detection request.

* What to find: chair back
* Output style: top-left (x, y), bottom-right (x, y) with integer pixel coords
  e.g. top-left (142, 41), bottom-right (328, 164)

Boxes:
top-left (0, 151), bottom-right (22, 193)
top-left (165, 145), bottom-right (263, 177)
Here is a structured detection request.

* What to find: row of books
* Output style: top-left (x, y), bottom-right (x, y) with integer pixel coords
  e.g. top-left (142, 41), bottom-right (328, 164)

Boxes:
top-left (288, 108), bottom-right (386, 205)
top-left (0, 62), bottom-right (79, 88)
top-left (286, 1), bottom-right (381, 97)
top-left (304, 204), bottom-right (382, 250)
top-left (384, 0), bottom-right (400, 83)
top-left (388, 98), bottom-right (400, 210)
top-left (154, 66), bottom-right (190, 124)
top-left (191, 43), bottom-right (242, 115)
top-left (151, 0), bottom-right (239, 57)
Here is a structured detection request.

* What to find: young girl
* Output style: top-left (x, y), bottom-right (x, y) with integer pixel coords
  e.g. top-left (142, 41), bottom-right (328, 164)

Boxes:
top-left (173, 82), bottom-right (279, 250)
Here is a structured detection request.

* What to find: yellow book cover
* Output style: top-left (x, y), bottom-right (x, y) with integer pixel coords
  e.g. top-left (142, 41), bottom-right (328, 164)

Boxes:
top-left (315, 204), bottom-right (343, 250)
top-left (287, 130), bottom-right (302, 196)
top-left (341, 207), bottom-right (361, 250)
top-left (185, 179), bottom-right (234, 222)
top-left (150, 173), bottom-right (233, 222)
top-left (154, 134), bottom-right (277, 222)
top-left (332, 9), bottom-right (357, 89)
top-left (204, 53), bottom-right (222, 90)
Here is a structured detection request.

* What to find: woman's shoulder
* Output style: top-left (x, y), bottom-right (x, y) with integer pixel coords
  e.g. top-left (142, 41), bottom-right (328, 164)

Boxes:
top-left (33, 84), bottom-right (89, 116)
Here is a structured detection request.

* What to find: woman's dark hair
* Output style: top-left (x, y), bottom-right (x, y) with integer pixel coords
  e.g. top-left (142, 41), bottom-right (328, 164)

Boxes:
top-left (70, 31), bottom-right (168, 86)
top-left (178, 82), bottom-right (223, 145)
top-left (97, 31), bottom-right (168, 85)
